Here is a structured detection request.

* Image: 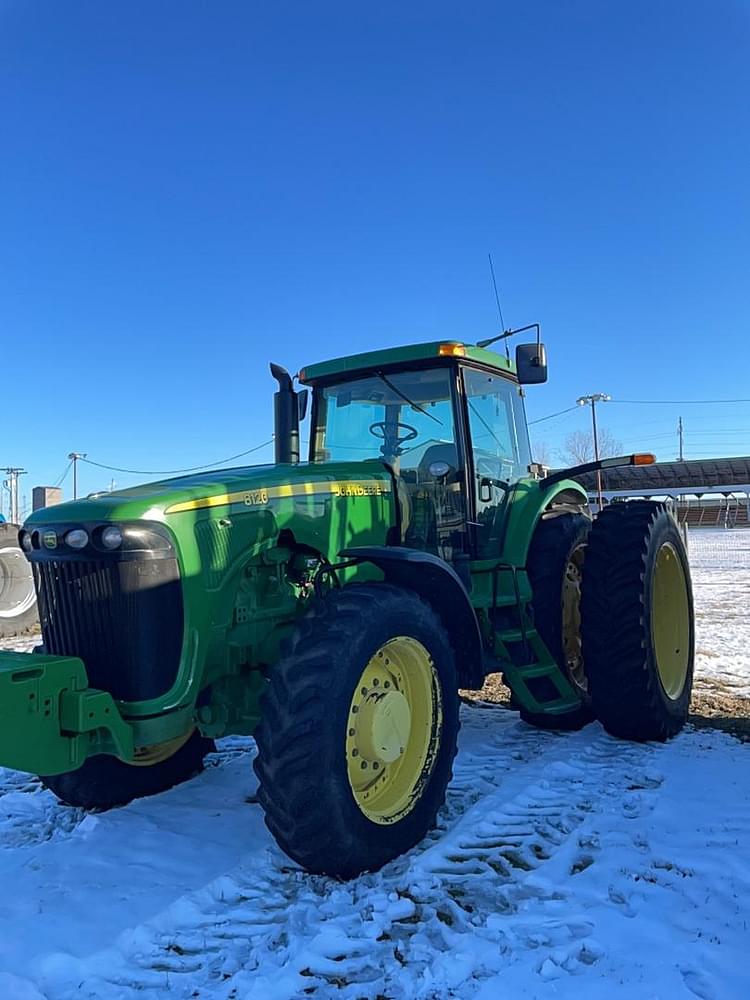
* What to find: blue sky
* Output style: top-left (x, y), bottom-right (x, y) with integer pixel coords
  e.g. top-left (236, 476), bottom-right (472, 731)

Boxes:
top-left (2, 1), bottom-right (749, 512)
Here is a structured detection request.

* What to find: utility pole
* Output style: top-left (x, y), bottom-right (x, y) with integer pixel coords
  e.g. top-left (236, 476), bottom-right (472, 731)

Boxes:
top-left (2, 468), bottom-right (27, 524)
top-left (576, 393), bottom-right (611, 511)
top-left (678, 416), bottom-right (684, 462)
top-left (68, 452), bottom-right (87, 500)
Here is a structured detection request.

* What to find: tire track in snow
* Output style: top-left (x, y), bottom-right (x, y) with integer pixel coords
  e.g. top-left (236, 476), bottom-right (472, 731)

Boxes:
top-left (0, 735), bottom-right (254, 854)
top-left (0, 769), bottom-right (86, 850)
top-left (42, 711), bottom-right (665, 1000)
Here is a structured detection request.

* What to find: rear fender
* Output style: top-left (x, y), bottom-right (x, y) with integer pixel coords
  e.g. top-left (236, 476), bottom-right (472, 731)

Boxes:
top-left (340, 546), bottom-right (484, 689)
top-left (500, 479), bottom-right (590, 567)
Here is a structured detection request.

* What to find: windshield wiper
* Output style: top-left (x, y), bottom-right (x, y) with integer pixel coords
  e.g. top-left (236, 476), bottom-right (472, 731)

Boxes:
top-left (374, 371), bottom-right (443, 425)
top-left (467, 399), bottom-right (507, 452)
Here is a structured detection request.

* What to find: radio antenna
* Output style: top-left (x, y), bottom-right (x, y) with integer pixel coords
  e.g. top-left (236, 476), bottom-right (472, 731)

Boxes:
top-left (487, 253), bottom-right (510, 359)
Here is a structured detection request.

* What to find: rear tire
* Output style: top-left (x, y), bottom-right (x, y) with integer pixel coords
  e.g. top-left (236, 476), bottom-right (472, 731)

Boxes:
top-left (253, 583), bottom-right (460, 878)
top-left (0, 524), bottom-right (38, 638)
top-left (581, 501), bottom-right (694, 741)
top-left (41, 731), bottom-right (215, 809)
top-left (519, 513), bottom-right (594, 731)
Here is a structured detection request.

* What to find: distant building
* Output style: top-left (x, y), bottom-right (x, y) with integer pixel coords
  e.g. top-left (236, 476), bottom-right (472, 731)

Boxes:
top-left (32, 486), bottom-right (63, 511)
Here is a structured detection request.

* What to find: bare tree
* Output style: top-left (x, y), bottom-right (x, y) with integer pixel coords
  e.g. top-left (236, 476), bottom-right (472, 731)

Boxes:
top-left (531, 440), bottom-right (552, 467)
top-left (560, 428), bottom-right (622, 466)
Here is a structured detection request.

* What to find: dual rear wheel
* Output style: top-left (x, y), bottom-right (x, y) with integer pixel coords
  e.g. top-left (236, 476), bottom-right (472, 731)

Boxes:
top-left (523, 502), bottom-right (694, 741)
top-left (582, 500), bottom-right (694, 741)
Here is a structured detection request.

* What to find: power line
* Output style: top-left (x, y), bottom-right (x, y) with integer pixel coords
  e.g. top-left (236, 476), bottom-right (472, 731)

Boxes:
top-left (53, 460), bottom-right (73, 488)
top-left (80, 437), bottom-right (275, 477)
top-left (529, 393), bottom-right (750, 428)
top-left (528, 405), bottom-right (578, 426)
top-left (613, 398), bottom-right (750, 405)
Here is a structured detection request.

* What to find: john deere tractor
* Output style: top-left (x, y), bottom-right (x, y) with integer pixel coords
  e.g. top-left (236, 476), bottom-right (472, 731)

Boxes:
top-left (0, 334), bottom-right (694, 877)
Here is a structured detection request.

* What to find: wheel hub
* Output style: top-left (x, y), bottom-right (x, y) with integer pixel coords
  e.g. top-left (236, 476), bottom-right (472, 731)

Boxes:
top-left (354, 689), bottom-right (412, 764)
top-left (652, 542), bottom-right (690, 700)
top-left (562, 543), bottom-right (587, 692)
top-left (345, 636), bottom-right (442, 825)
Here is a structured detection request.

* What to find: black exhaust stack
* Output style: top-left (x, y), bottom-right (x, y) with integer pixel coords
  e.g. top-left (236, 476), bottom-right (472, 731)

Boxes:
top-left (270, 363), bottom-right (300, 464)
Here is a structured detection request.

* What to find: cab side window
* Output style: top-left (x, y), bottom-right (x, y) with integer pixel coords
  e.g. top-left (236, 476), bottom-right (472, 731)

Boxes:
top-left (464, 368), bottom-right (531, 555)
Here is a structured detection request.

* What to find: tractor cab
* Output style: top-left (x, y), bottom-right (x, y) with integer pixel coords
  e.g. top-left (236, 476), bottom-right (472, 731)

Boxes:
top-left (300, 340), bottom-right (539, 561)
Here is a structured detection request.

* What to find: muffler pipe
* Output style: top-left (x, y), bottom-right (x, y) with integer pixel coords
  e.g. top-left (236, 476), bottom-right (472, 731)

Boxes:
top-left (270, 363), bottom-right (300, 464)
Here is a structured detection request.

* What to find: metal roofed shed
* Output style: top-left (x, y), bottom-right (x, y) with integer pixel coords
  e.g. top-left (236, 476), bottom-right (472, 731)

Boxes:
top-left (569, 456), bottom-right (750, 497)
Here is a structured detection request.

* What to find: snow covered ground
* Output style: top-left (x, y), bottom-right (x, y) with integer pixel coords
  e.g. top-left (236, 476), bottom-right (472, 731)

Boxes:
top-left (0, 528), bottom-right (748, 999)
top-left (691, 529), bottom-right (750, 698)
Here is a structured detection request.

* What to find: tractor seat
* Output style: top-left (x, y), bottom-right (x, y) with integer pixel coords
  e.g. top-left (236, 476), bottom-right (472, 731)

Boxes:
top-left (402, 443), bottom-right (462, 552)
top-left (416, 443), bottom-right (459, 482)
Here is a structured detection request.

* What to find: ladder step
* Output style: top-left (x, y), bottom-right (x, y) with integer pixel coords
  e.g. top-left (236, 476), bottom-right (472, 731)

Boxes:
top-left (497, 628), bottom-right (538, 645)
top-left (512, 663), bottom-right (558, 680)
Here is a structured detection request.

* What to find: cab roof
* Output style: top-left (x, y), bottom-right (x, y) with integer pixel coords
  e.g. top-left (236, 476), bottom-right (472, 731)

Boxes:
top-left (299, 340), bottom-right (515, 384)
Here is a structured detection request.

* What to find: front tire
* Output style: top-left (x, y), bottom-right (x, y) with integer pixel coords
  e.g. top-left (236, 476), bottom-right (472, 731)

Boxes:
top-left (581, 501), bottom-right (694, 741)
top-left (253, 583), bottom-right (460, 878)
top-left (41, 730), bottom-right (215, 809)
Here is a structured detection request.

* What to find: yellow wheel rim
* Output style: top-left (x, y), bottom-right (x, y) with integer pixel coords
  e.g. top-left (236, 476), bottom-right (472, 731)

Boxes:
top-left (346, 636), bottom-right (442, 826)
top-left (132, 728), bottom-right (194, 767)
top-left (652, 542), bottom-right (691, 699)
top-left (562, 543), bottom-right (587, 692)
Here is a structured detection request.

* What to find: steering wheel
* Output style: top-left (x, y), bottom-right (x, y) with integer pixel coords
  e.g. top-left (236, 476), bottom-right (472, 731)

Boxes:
top-left (369, 421), bottom-right (419, 456)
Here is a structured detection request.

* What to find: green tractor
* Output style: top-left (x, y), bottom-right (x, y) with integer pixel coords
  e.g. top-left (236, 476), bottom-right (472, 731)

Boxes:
top-left (0, 334), bottom-right (694, 877)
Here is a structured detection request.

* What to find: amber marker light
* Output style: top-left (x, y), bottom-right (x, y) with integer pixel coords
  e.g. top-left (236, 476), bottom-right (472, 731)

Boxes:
top-left (633, 453), bottom-right (656, 465)
top-left (438, 343), bottom-right (466, 357)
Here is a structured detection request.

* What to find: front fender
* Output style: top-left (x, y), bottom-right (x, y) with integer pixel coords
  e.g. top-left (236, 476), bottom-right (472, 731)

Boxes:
top-left (340, 546), bottom-right (485, 689)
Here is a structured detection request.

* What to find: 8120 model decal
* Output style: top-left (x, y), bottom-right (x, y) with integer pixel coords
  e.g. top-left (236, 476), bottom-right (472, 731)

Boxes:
top-left (166, 479), bottom-right (391, 514)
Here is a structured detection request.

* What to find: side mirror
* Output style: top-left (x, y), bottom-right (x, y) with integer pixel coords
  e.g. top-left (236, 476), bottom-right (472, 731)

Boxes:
top-left (516, 342), bottom-right (548, 384)
top-left (298, 388), bottom-right (309, 422)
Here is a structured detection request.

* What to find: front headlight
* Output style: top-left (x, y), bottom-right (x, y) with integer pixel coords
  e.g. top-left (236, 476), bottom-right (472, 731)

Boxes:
top-left (101, 525), bottom-right (123, 550)
top-left (65, 528), bottom-right (89, 550)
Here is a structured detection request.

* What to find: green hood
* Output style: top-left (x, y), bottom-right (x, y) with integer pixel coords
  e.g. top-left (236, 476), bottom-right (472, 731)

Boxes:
top-left (25, 460), bottom-right (393, 527)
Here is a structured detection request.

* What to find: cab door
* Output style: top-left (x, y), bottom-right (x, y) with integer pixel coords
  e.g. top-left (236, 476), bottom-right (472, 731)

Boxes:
top-left (461, 367), bottom-right (532, 559)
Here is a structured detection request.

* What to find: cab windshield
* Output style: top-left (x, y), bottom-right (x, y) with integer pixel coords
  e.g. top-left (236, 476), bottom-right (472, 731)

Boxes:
top-left (309, 364), bottom-right (531, 562)
top-left (310, 367), bottom-right (457, 473)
